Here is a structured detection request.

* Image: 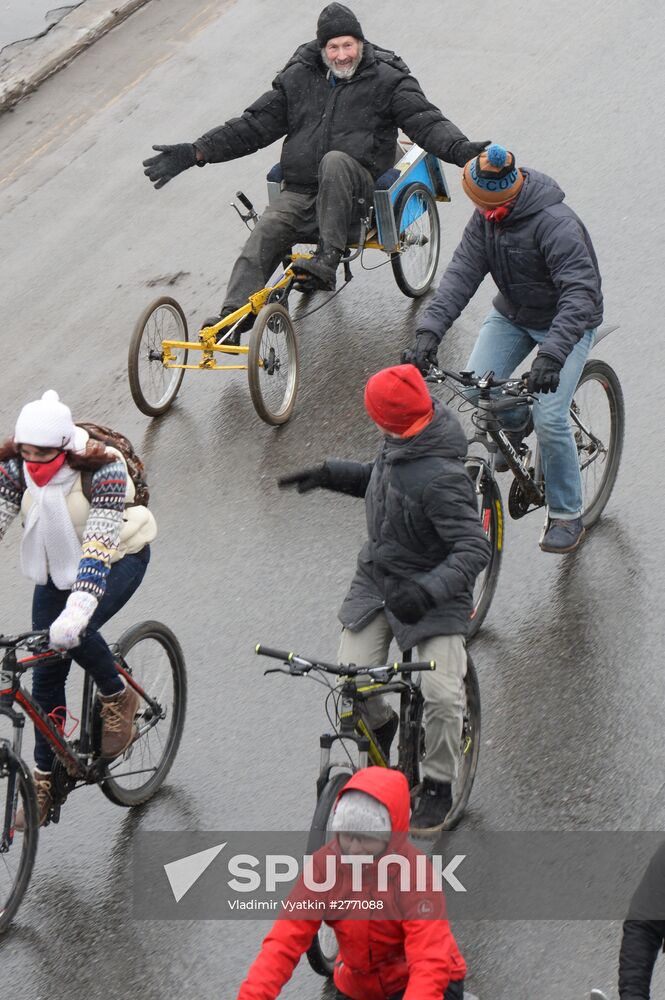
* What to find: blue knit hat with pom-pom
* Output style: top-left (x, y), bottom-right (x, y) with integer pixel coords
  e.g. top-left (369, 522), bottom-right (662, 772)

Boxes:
top-left (462, 144), bottom-right (524, 209)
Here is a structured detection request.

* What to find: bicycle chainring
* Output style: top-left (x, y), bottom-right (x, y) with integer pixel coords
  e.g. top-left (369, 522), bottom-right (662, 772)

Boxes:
top-left (50, 760), bottom-right (76, 805)
top-left (508, 471), bottom-right (544, 519)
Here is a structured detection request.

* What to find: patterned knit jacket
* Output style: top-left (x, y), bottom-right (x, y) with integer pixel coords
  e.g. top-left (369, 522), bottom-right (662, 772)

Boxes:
top-left (0, 451), bottom-right (157, 599)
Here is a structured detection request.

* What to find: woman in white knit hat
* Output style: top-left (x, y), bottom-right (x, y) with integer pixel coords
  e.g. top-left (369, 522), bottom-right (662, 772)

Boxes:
top-left (0, 390), bottom-right (156, 827)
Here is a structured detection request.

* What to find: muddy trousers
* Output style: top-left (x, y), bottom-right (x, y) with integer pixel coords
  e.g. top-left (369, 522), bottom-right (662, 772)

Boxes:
top-left (338, 612), bottom-right (467, 784)
top-left (222, 150), bottom-right (374, 312)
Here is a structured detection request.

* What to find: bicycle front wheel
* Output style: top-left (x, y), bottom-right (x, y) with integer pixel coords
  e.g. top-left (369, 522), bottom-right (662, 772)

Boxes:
top-left (443, 653), bottom-right (481, 830)
top-left (305, 770), bottom-right (353, 977)
top-left (466, 461), bottom-right (503, 640)
top-left (247, 303), bottom-right (299, 425)
top-left (129, 297), bottom-right (188, 416)
top-left (0, 744), bottom-right (39, 935)
top-left (390, 182), bottom-right (441, 297)
top-left (100, 621), bottom-right (187, 807)
top-left (571, 359), bottom-right (625, 527)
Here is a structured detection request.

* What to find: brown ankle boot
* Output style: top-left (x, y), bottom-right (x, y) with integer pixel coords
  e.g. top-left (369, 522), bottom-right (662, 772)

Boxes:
top-left (99, 684), bottom-right (140, 759)
top-left (15, 769), bottom-right (53, 830)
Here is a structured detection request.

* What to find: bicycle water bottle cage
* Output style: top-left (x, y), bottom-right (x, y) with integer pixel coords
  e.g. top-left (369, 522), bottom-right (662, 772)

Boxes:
top-left (48, 706), bottom-right (80, 738)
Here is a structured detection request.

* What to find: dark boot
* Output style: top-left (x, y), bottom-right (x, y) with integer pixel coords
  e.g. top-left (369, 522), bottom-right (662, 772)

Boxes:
top-left (200, 306), bottom-right (254, 350)
top-left (293, 243), bottom-right (342, 291)
top-left (410, 776), bottom-right (453, 834)
top-left (374, 711), bottom-right (399, 762)
top-left (540, 516), bottom-right (585, 553)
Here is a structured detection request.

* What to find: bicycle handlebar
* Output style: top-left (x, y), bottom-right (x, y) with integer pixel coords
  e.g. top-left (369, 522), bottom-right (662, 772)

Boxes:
top-left (0, 630), bottom-right (49, 650)
top-left (426, 366), bottom-right (535, 409)
top-left (255, 644), bottom-right (435, 676)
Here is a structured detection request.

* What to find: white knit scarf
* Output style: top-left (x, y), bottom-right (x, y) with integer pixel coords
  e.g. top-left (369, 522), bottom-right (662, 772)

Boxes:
top-left (21, 462), bottom-right (82, 589)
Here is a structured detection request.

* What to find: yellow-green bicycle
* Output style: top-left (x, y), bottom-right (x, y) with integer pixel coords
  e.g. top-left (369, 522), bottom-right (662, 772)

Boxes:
top-left (128, 143), bottom-right (450, 426)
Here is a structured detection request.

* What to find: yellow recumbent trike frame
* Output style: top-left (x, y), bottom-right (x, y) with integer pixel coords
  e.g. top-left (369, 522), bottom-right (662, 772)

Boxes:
top-left (128, 143), bottom-right (450, 426)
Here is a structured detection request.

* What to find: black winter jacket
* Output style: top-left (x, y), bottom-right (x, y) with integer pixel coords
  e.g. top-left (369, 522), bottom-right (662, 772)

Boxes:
top-left (194, 40), bottom-right (468, 193)
top-left (417, 169), bottom-right (604, 366)
top-left (619, 842), bottom-right (665, 999)
top-left (326, 402), bottom-right (491, 647)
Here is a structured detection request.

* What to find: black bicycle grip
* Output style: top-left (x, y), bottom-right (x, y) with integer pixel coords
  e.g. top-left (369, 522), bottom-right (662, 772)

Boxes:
top-left (236, 191), bottom-right (254, 211)
top-left (396, 660), bottom-right (436, 672)
top-left (255, 644), bottom-right (293, 662)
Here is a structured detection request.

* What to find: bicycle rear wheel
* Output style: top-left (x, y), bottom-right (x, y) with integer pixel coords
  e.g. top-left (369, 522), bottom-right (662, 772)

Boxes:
top-left (129, 297), bottom-right (188, 416)
top-left (100, 621), bottom-right (187, 807)
top-left (247, 303), bottom-right (299, 425)
top-left (305, 770), bottom-right (353, 977)
top-left (0, 744), bottom-right (38, 935)
top-left (466, 461), bottom-right (503, 640)
top-left (443, 653), bottom-right (481, 830)
top-left (571, 359), bottom-right (624, 527)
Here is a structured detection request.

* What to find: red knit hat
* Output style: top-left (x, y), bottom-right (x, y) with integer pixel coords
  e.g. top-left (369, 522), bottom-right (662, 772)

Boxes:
top-left (364, 365), bottom-right (434, 436)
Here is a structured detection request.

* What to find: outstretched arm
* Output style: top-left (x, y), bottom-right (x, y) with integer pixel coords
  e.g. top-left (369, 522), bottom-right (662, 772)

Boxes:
top-left (390, 75), bottom-right (488, 167)
top-left (279, 459), bottom-right (373, 498)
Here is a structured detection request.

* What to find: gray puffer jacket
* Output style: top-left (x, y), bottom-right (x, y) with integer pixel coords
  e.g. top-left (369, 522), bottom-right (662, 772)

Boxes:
top-left (417, 169), bottom-right (604, 365)
top-left (328, 402), bottom-right (491, 648)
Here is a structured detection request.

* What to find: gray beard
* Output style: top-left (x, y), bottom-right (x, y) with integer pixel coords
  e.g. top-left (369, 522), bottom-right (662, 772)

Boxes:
top-left (321, 42), bottom-right (364, 80)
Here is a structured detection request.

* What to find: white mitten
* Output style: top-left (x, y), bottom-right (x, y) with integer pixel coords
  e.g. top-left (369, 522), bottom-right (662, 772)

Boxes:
top-left (49, 592), bottom-right (98, 650)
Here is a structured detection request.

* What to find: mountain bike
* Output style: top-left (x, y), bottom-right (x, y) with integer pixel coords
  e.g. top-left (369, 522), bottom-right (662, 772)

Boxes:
top-left (427, 335), bottom-right (624, 638)
top-left (0, 622), bottom-right (187, 934)
top-left (255, 642), bottom-right (481, 977)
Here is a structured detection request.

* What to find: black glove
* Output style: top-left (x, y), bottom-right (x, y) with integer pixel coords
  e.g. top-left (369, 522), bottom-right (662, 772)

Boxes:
top-left (384, 579), bottom-right (434, 625)
top-left (142, 143), bottom-right (199, 189)
top-left (526, 354), bottom-right (562, 394)
top-left (402, 331), bottom-right (440, 375)
top-left (278, 463), bottom-right (331, 493)
top-left (452, 139), bottom-right (491, 168)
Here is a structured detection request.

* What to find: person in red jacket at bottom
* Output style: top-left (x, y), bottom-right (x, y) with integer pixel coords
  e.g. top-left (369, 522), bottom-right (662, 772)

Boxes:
top-left (236, 766), bottom-right (466, 1000)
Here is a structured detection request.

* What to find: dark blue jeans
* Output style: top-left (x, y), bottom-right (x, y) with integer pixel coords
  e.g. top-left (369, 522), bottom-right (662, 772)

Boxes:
top-left (31, 546), bottom-right (150, 770)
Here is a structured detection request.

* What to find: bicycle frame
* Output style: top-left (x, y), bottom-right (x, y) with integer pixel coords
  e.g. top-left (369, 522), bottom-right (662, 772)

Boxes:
top-left (0, 643), bottom-right (163, 793)
top-left (317, 673), bottom-right (424, 797)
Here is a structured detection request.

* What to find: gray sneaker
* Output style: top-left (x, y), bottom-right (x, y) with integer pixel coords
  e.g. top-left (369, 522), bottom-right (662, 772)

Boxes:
top-left (540, 516), bottom-right (585, 553)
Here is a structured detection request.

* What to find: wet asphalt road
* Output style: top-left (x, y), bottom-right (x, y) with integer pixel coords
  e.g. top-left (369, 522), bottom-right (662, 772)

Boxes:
top-left (0, 1), bottom-right (664, 997)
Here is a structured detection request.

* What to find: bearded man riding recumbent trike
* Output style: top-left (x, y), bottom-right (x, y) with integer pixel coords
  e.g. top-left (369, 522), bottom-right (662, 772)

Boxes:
top-left (130, 141), bottom-right (451, 426)
top-left (135, 2), bottom-right (490, 425)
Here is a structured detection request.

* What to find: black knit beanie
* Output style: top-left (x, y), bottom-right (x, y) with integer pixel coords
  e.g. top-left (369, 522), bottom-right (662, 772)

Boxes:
top-left (316, 3), bottom-right (364, 46)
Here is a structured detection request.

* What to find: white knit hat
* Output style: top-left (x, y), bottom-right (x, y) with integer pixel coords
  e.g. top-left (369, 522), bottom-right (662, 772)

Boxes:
top-left (331, 790), bottom-right (392, 840)
top-left (14, 390), bottom-right (87, 452)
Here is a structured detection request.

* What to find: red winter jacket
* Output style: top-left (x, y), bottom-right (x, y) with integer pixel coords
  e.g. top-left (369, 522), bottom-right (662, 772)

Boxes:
top-left (236, 767), bottom-right (466, 1000)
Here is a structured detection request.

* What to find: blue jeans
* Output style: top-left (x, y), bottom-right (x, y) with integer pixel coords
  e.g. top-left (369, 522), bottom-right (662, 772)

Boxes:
top-left (466, 308), bottom-right (595, 518)
top-left (31, 546), bottom-right (150, 770)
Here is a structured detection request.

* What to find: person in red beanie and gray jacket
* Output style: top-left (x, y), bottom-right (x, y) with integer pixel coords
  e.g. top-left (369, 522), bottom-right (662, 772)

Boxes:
top-left (279, 366), bottom-right (490, 833)
top-left (236, 766), bottom-right (467, 1000)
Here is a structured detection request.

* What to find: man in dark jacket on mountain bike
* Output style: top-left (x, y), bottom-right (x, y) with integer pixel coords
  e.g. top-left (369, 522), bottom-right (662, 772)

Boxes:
top-left (142, 3), bottom-right (488, 340)
top-left (279, 365), bottom-right (490, 832)
top-left (405, 144), bottom-right (603, 555)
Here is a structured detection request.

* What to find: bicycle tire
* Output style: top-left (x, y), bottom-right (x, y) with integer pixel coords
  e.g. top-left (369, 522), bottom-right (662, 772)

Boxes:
top-left (100, 621), bottom-right (187, 807)
top-left (0, 745), bottom-right (39, 935)
top-left (247, 303), bottom-right (299, 425)
top-left (305, 770), bottom-right (353, 977)
top-left (390, 182), bottom-right (441, 297)
top-left (466, 461), bottom-right (504, 641)
top-left (572, 359), bottom-right (625, 527)
top-left (128, 297), bottom-right (188, 416)
top-left (442, 654), bottom-right (481, 830)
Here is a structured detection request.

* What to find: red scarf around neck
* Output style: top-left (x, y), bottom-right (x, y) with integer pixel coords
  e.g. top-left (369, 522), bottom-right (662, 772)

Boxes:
top-left (25, 452), bottom-right (67, 486)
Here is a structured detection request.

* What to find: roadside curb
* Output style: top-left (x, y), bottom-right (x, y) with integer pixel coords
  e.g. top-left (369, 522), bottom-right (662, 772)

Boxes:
top-left (0, 0), bottom-right (152, 115)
